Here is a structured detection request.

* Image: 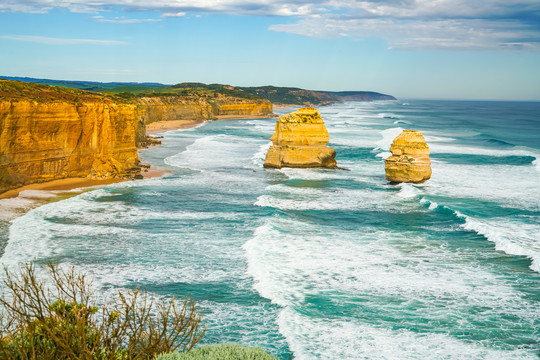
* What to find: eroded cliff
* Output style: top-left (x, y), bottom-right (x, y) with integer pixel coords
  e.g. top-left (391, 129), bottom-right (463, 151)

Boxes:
top-left (138, 96), bottom-right (272, 123)
top-left (263, 107), bottom-right (337, 169)
top-left (384, 130), bottom-right (431, 183)
top-left (0, 98), bottom-right (141, 193)
top-left (0, 79), bottom-right (274, 194)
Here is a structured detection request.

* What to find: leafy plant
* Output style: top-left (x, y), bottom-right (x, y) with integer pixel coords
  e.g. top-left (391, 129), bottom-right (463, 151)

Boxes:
top-left (0, 262), bottom-right (205, 360)
top-left (155, 343), bottom-right (278, 360)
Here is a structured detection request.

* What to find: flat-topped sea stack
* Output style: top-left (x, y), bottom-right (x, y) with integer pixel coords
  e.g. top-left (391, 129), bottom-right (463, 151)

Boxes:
top-left (263, 107), bottom-right (337, 169)
top-left (385, 130), bottom-right (431, 183)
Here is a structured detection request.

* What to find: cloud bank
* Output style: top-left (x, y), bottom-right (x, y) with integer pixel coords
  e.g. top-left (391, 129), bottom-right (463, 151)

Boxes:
top-left (1, 0), bottom-right (539, 50)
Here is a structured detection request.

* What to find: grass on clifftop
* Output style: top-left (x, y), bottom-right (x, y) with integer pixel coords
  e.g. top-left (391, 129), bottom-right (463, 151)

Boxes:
top-left (0, 79), bottom-right (267, 104)
top-left (0, 79), bottom-right (114, 103)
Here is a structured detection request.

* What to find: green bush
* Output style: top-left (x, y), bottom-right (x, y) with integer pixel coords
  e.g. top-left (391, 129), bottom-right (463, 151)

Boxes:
top-left (155, 343), bottom-right (278, 360)
top-left (0, 262), bottom-right (205, 360)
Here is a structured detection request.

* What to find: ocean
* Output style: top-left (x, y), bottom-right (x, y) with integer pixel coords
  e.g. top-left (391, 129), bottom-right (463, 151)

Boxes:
top-left (1, 100), bottom-right (539, 359)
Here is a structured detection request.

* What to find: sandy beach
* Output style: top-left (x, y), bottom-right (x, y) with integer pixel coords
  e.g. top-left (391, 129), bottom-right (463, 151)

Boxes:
top-left (0, 156), bottom-right (170, 223)
top-left (146, 119), bottom-right (204, 135)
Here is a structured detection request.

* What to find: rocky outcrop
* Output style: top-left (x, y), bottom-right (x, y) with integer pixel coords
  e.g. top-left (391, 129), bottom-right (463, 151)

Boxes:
top-left (263, 107), bottom-right (337, 169)
top-left (0, 99), bottom-right (141, 193)
top-left (384, 130), bottom-right (431, 183)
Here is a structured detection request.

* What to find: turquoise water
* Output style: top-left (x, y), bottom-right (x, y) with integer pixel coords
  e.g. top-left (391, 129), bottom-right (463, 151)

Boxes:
top-left (1, 100), bottom-right (539, 359)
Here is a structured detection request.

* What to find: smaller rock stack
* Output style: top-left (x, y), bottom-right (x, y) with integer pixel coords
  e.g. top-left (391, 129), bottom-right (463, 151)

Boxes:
top-left (263, 107), bottom-right (337, 169)
top-left (385, 130), bottom-right (431, 183)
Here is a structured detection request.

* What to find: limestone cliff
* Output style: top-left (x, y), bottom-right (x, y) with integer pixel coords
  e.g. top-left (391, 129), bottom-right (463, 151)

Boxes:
top-left (263, 107), bottom-right (337, 169)
top-left (0, 79), bottom-right (274, 194)
top-left (384, 130), bottom-right (431, 183)
top-left (138, 96), bottom-right (272, 124)
top-left (136, 97), bottom-right (272, 145)
top-left (0, 98), bottom-right (141, 194)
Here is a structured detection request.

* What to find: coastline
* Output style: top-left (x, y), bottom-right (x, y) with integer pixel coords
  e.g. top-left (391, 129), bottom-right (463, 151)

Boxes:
top-left (0, 119), bottom-right (201, 202)
top-left (145, 113), bottom-right (276, 135)
top-left (0, 165), bottom-right (170, 222)
top-left (0, 113), bottom-right (271, 222)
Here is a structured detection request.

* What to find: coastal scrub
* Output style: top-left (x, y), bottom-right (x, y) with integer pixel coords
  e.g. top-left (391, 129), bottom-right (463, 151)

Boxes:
top-left (0, 262), bottom-right (205, 359)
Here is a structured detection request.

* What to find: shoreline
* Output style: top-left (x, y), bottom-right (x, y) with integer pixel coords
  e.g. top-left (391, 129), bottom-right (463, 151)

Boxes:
top-left (0, 165), bottom-right (170, 223)
top-left (145, 113), bottom-right (276, 135)
top-left (0, 113), bottom-right (273, 221)
top-left (0, 119), bottom-right (200, 202)
top-left (146, 119), bottom-right (204, 135)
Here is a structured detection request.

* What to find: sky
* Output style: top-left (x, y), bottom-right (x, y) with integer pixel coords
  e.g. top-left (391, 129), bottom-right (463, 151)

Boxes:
top-left (1, 0), bottom-right (540, 100)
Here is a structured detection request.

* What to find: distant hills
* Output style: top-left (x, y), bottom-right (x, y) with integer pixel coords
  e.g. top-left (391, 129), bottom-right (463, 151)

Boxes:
top-left (239, 86), bottom-right (396, 105)
top-left (0, 76), bottom-right (396, 105)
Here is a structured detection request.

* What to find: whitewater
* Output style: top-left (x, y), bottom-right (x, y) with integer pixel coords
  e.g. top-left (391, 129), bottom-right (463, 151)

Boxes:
top-left (1, 100), bottom-right (539, 359)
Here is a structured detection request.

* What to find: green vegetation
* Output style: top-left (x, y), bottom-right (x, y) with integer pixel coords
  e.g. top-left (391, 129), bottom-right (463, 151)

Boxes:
top-left (238, 86), bottom-right (396, 105)
top-left (0, 79), bottom-right (111, 103)
top-left (238, 86), bottom-right (336, 106)
top-left (155, 343), bottom-right (278, 360)
top-left (0, 262), bottom-right (205, 360)
top-left (102, 82), bottom-right (260, 101)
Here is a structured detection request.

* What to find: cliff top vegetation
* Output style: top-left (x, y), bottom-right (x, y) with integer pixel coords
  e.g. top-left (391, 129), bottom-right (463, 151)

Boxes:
top-left (0, 79), bottom-right (270, 105)
top-left (0, 79), bottom-right (115, 103)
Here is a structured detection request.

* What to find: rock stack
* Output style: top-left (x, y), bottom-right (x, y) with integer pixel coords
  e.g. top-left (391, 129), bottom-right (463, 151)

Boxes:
top-left (385, 130), bottom-right (431, 183)
top-left (263, 107), bottom-right (337, 169)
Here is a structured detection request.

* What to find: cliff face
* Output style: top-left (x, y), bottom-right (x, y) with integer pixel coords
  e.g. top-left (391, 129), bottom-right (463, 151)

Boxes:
top-left (0, 99), bottom-right (140, 193)
top-left (135, 97), bottom-right (272, 145)
top-left (215, 102), bottom-right (272, 116)
top-left (384, 130), bottom-right (431, 183)
top-left (263, 107), bottom-right (337, 169)
top-left (0, 79), bottom-right (274, 194)
top-left (137, 97), bottom-right (272, 123)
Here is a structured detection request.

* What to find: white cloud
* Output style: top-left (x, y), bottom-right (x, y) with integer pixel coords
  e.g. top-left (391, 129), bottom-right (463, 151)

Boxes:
top-left (1, 0), bottom-right (539, 50)
top-left (269, 17), bottom-right (540, 50)
top-left (0, 35), bottom-right (128, 45)
top-left (93, 15), bottom-right (162, 23)
top-left (162, 12), bottom-right (186, 17)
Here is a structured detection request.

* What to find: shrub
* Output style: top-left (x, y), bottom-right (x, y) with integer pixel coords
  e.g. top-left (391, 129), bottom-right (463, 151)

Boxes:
top-left (0, 262), bottom-right (205, 360)
top-left (155, 343), bottom-right (278, 360)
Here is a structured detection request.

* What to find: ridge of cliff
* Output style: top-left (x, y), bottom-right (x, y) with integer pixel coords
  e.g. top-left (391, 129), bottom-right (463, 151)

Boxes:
top-left (263, 107), bottom-right (337, 169)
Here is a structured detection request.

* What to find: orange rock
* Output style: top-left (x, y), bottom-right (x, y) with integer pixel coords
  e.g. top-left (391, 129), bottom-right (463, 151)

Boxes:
top-left (0, 100), bottom-right (141, 193)
top-left (263, 107), bottom-right (337, 169)
top-left (385, 130), bottom-right (431, 183)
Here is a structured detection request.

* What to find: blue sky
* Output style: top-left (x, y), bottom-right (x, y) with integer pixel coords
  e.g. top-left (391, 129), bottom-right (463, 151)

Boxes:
top-left (1, 0), bottom-right (539, 100)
